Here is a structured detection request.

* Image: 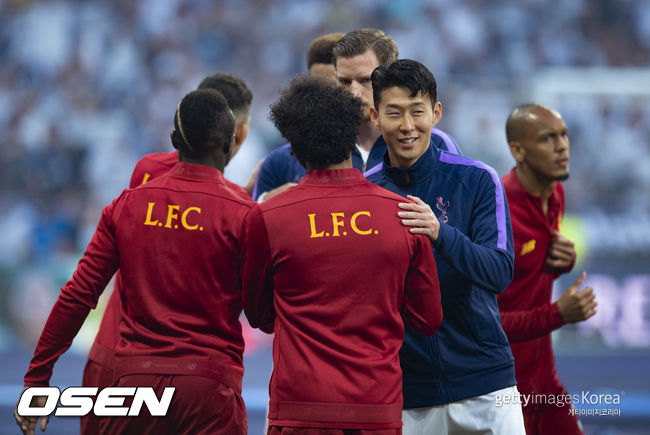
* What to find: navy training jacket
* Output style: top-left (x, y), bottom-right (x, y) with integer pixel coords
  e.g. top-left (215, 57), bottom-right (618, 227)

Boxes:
top-left (366, 145), bottom-right (516, 407)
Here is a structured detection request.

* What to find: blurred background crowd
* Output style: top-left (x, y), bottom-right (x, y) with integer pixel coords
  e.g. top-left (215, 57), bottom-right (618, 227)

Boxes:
top-left (0, 0), bottom-right (649, 433)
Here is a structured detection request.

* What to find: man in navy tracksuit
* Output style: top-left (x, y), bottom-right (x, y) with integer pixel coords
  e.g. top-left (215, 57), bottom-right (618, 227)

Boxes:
top-left (366, 59), bottom-right (525, 434)
top-left (252, 28), bottom-right (462, 202)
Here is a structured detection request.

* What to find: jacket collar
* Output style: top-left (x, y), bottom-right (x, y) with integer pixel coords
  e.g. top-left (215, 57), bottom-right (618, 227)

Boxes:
top-left (382, 145), bottom-right (439, 187)
top-left (170, 162), bottom-right (225, 181)
top-left (300, 168), bottom-right (367, 186)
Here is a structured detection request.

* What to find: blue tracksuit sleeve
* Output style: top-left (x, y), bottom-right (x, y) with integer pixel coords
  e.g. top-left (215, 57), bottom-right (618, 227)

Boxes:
top-left (252, 149), bottom-right (289, 201)
top-left (432, 172), bottom-right (514, 293)
top-left (253, 157), bottom-right (279, 201)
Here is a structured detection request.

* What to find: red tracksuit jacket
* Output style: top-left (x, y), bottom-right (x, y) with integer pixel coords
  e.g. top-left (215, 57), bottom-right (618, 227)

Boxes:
top-left (25, 162), bottom-right (254, 393)
top-left (498, 168), bottom-right (574, 398)
top-left (242, 168), bottom-right (443, 430)
top-left (87, 151), bottom-right (249, 370)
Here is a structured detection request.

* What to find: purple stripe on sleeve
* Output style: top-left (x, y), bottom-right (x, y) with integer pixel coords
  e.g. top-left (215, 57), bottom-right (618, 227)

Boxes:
top-left (438, 153), bottom-right (507, 250)
top-left (363, 162), bottom-right (383, 178)
top-left (431, 128), bottom-right (460, 155)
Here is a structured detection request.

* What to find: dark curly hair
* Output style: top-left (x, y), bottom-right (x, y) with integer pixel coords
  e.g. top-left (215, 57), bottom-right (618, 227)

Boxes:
top-left (197, 73), bottom-right (252, 124)
top-left (171, 89), bottom-right (234, 158)
top-left (270, 74), bottom-right (363, 170)
top-left (372, 59), bottom-right (437, 109)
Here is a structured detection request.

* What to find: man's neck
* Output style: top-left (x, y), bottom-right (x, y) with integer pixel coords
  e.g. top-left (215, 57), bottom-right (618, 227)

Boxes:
top-left (515, 165), bottom-right (556, 215)
top-left (306, 157), bottom-right (353, 172)
top-left (179, 155), bottom-right (226, 173)
top-left (356, 121), bottom-right (381, 152)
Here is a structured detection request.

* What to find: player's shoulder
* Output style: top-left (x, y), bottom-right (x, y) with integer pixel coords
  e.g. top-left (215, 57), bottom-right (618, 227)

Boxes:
top-left (431, 127), bottom-right (462, 155)
top-left (264, 143), bottom-right (293, 162)
top-left (364, 163), bottom-right (386, 183)
top-left (438, 151), bottom-right (500, 184)
top-left (137, 151), bottom-right (178, 166)
top-left (224, 179), bottom-right (255, 204)
top-left (361, 179), bottom-right (408, 204)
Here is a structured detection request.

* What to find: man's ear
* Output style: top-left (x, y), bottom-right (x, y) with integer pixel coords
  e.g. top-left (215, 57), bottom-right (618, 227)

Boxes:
top-left (231, 120), bottom-right (249, 159)
top-left (235, 117), bottom-right (250, 147)
top-left (432, 101), bottom-right (442, 127)
top-left (509, 141), bottom-right (525, 163)
top-left (369, 106), bottom-right (380, 130)
top-left (224, 134), bottom-right (235, 156)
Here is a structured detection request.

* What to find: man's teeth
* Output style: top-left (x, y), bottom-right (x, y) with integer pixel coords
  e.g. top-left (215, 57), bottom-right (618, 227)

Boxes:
top-left (400, 138), bottom-right (416, 144)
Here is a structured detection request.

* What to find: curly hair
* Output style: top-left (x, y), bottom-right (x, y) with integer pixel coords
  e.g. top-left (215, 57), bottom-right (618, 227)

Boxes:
top-left (372, 59), bottom-right (437, 109)
top-left (197, 73), bottom-right (252, 124)
top-left (171, 89), bottom-right (234, 158)
top-left (270, 74), bottom-right (363, 170)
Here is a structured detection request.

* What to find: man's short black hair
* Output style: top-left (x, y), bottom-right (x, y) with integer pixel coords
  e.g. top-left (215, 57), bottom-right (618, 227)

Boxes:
top-left (197, 73), bottom-right (252, 123)
top-left (270, 74), bottom-right (363, 170)
top-left (371, 59), bottom-right (438, 109)
top-left (171, 89), bottom-right (234, 158)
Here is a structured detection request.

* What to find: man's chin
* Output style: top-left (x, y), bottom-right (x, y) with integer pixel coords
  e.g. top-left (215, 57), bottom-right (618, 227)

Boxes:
top-left (555, 172), bottom-right (570, 182)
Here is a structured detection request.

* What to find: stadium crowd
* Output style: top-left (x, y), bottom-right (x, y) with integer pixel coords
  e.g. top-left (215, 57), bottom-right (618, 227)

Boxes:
top-left (0, 0), bottom-right (649, 349)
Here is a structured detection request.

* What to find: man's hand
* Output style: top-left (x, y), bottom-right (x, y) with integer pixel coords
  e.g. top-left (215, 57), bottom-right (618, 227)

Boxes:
top-left (546, 230), bottom-right (576, 271)
top-left (261, 182), bottom-right (297, 201)
top-left (15, 387), bottom-right (49, 435)
top-left (556, 272), bottom-right (597, 323)
top-left (398, 195), bottom-right (440, 242)
top-left (244, 159), bottom-right (264, 196)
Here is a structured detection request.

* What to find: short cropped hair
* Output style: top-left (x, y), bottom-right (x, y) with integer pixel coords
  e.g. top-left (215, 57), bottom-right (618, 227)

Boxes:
top-left (270, 74), bottom-right (363, 170)
top-left (332, 28), bottom-right (398, 66)
top-left (197, 73), bottom-right (252, 123)
top-left (371, 59), bottom-right (438, 109)
top-left (171, 89), bottom-right (235, 158)
top-left (307, 33), bottom-right (345, 69)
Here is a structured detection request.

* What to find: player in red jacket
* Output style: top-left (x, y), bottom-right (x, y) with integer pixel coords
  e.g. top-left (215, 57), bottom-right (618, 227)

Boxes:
top-left (497, 104), bottom-right (597, 435)
top-left (15, 89), bottom-right (254, 435)
top-left (79, 73), bottom-right (253, 434)
top-left (242, 74), bottom-right (443, 434)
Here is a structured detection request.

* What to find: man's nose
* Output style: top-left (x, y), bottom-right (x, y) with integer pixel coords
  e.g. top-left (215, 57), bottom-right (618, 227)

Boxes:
top-left (556, 135), bottom-right (569, 152)
top-left (349, 82), bottom-right (363, 98)
top-left (400, 114), bottom-right (414, 131)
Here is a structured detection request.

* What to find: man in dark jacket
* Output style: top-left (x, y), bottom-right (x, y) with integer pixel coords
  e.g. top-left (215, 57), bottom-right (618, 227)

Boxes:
top-left (366, 59), bottom-right (524, 434)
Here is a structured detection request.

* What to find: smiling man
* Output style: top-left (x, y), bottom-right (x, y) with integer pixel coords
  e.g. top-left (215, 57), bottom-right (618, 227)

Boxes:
top-left (497, 104), bottom-right (597, 435)
top-left (366, 59), bottom-right (524, 435)
top-left (252, 28), bottom-right (462, 202)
